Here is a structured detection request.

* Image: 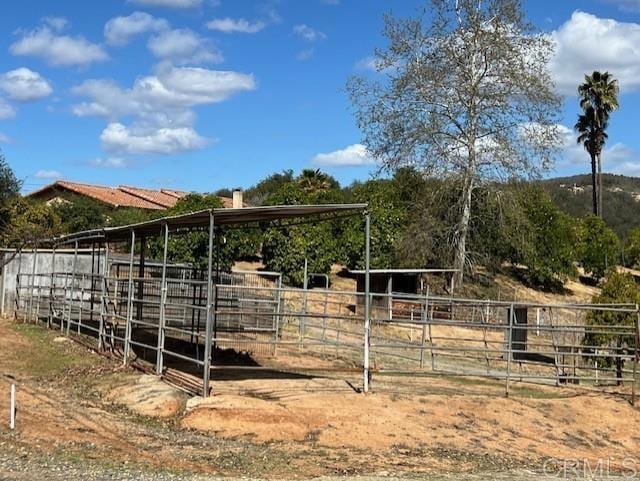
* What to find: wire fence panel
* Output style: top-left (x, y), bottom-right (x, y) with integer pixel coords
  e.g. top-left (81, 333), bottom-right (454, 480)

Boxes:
top-left (369, 293), bottom-right (639, 390)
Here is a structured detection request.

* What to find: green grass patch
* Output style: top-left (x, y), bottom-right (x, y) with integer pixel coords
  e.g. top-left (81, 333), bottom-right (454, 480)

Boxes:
top-left (9, 323), bottom-right (97, 379)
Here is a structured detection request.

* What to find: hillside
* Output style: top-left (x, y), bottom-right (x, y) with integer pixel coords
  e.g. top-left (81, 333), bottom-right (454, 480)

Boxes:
top-left (541, 173), bottom-right (640, 239)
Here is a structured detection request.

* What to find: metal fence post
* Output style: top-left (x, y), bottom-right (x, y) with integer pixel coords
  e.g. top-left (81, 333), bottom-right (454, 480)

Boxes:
top-left (48, 246), bottom-right (56, 328)
top-left (156, 223), bottom-right (169, 376)
top-left (203, 211), bottom-right (215, 397)
top-left (272, 274), bottom-right (282, 356)
top-left (301, 258), bottom-right (308, 343)
top-left (363, 212), bottom-right (371, 393)
top-left (98, 242), bottom-right (110, 349)
top-left (420, 286), bottom-right (429, 369)
top-left (123, 231), bottom-right (135, 362)
top-left (78, 274), bottom-right (85, 335)
top-left (66, 241), bottom-right (79, 335)
top-left (27, 246), bottom-right (38, 322)
top-left (633, 304), bottom-right (640, 406)
top-left (14, 248), bottom-right (22, 321)
top-left (505, 304), bottom-right (515, 397)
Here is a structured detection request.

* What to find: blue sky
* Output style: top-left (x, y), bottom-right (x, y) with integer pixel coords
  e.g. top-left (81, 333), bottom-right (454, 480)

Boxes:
top-left (1, 0), bottom-right (640, 194)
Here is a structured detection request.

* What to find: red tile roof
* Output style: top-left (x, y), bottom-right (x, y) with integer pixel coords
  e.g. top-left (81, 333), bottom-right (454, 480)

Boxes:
top-left (27, 181), bottom-right (186, 210)
top-left (27, 180), bottom-right (238, 210)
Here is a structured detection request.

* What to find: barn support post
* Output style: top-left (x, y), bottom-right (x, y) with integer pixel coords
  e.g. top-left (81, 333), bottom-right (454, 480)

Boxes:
top-left (632, 305), bottom-right (640, 406)
top-left (301, 258), bottom-right (308, 343)
top-left (156, 223), bottom-right (169, 376)
top-left (123, 230), bottom-right (135, 363)
top-left (48, 246), bottom-right (56, 328)
top-left (14, 248), bottom-right (22, 321)
top-left (387, 275), bottom-right (393, 322)
top-left (203, 211), bottom-right (215, 397)
top-left (89, 243), bottom-right (96, 323)
top-left (363, 212), bottom-right (371, 393)
top-left (60, 254), bottom-right (70, 333)
top-left (272, 274), bottom-right (282, 356)
top-left (136, 237), bottom-right (146, 322)
top-left (505, 304), bottom-right (515, 398)
top-left (98, 241), bottom-right (109, 349)
top-left (419, 286), bottom-right (429, 369)
top-left (78, 274), bottom-right (85, 335)
top-left (66, 241), bottom-right (79, 336)
top-left (34, 251), bottom-right (43, 323)
top-left (27, 246), bottom-right (38, 323)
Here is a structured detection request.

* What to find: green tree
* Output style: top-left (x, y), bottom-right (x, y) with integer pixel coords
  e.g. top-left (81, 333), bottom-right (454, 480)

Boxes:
top-left (624, 226), bottom-right (640, 268)
top-left (148, 194), bottom-right (226, 270)
top-left (0, 155), bottom-right (59, 259)
top-left (0, 152), bottom-right (20, 204)
top-left (244, 170), bottom-right (294, 206)
top-left (347, 0), bottom-right (562, 286)
top-left (0, 197), bottom-right (60, 248)
top-left (261, 175), bottom-right (344, 286)
top-left (52, 195), bottom-right (108, 233)
top-left (578, 215), bottom-right (620, 279)
top-left (297, 169), bottom-right (339, 194)
top-left (583, 271), bottom-right (639, 384)
top-left (576, 71), bottom-right (619, 217)
top-left (502, 185), bottom-right (578, 289)
top-left (341, 178), bottom-right (407, 270)
top-left (0, 152), bottom-right (22, 236)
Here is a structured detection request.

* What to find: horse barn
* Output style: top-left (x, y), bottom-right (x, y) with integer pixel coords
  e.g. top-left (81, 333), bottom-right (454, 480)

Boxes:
top-left (7, 202), bottom-right (640, 403)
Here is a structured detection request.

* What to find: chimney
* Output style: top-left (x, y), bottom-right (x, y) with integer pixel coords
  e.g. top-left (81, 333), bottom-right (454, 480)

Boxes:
top-left (232, 190), bottom-right (243, 209)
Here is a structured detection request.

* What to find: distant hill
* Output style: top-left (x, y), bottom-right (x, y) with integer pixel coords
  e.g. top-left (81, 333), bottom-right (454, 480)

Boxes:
top-left (540, 173), bottom-right (640, 239)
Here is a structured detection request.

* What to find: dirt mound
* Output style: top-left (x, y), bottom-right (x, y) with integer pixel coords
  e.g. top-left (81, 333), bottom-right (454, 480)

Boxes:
top-left (107, 375), bottom-right (186, 418)
top-left (181, 377), bottom-right (640, 464)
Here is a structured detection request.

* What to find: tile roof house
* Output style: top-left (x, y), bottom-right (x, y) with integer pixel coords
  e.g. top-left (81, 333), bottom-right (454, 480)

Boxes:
top-left (26, 180), bottom-right (237, 210)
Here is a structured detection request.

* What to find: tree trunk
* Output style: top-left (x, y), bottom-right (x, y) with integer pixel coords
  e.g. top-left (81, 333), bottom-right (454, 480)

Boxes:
top-left (590, 152), bottom-right (598, 216)
top-left (453, 175), bottom-right (474, 287)
top-left (597, 153), bottom-right (603, 218)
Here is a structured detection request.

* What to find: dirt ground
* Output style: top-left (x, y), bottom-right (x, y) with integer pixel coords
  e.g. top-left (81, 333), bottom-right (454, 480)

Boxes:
top-left (1, 316), bottom-right (639, 479)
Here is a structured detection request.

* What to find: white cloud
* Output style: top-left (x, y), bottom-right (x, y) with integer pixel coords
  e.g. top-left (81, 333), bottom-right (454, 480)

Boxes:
top-left (72, 67), bottom-right (256, 120)
top-left (293, 24), bottom-right (326, 42)
top-left (43, 16), bottom-right (68, 31)
top-left (73, 66), bottom-right (255, 155)
top-left (0, 98), bottom-right (16, 119)
top-left (550, 11), bottom-right (640, 95)
top-left (100, 122), bottom-right (207, 154)
top-left (0, 68), bottom-right (52, 102)
top-left (87, 157), bottom-right (128, 168)
top-left (0, 133), bottom-right (10, 143)
top-left (128, 0), bottom-right (202, 7)
top-left (556, 123), bottom-right (640, 176)
top-left (10, 25), bottom-right (108, 67)
top-left (312, 144), bottom-right (375, 167)
top-left (104, 12), bottom-right (168, 46)
top-left (35, 169), bottom-right (62, 179)
top-left (148, 28), bottom-right (222, 64)
top-left (206, 18), bottom-right (266, 34)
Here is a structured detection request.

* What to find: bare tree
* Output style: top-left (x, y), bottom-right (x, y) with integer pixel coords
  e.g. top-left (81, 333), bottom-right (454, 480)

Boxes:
top-left (348, 0), bottom-right (562, 285)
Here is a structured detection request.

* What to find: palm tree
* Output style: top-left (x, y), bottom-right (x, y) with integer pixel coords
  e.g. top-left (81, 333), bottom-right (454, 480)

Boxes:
top-left (297, 169), bottom-right (336, 194)
top-left (575, 106), bottom-right (608, 215)
top-left (577, 71), bottom-right (619, 217)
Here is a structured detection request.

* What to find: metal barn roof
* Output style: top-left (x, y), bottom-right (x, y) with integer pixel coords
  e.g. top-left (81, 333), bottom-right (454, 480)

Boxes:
top-left (48, 203), bottom-right (368, 245)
